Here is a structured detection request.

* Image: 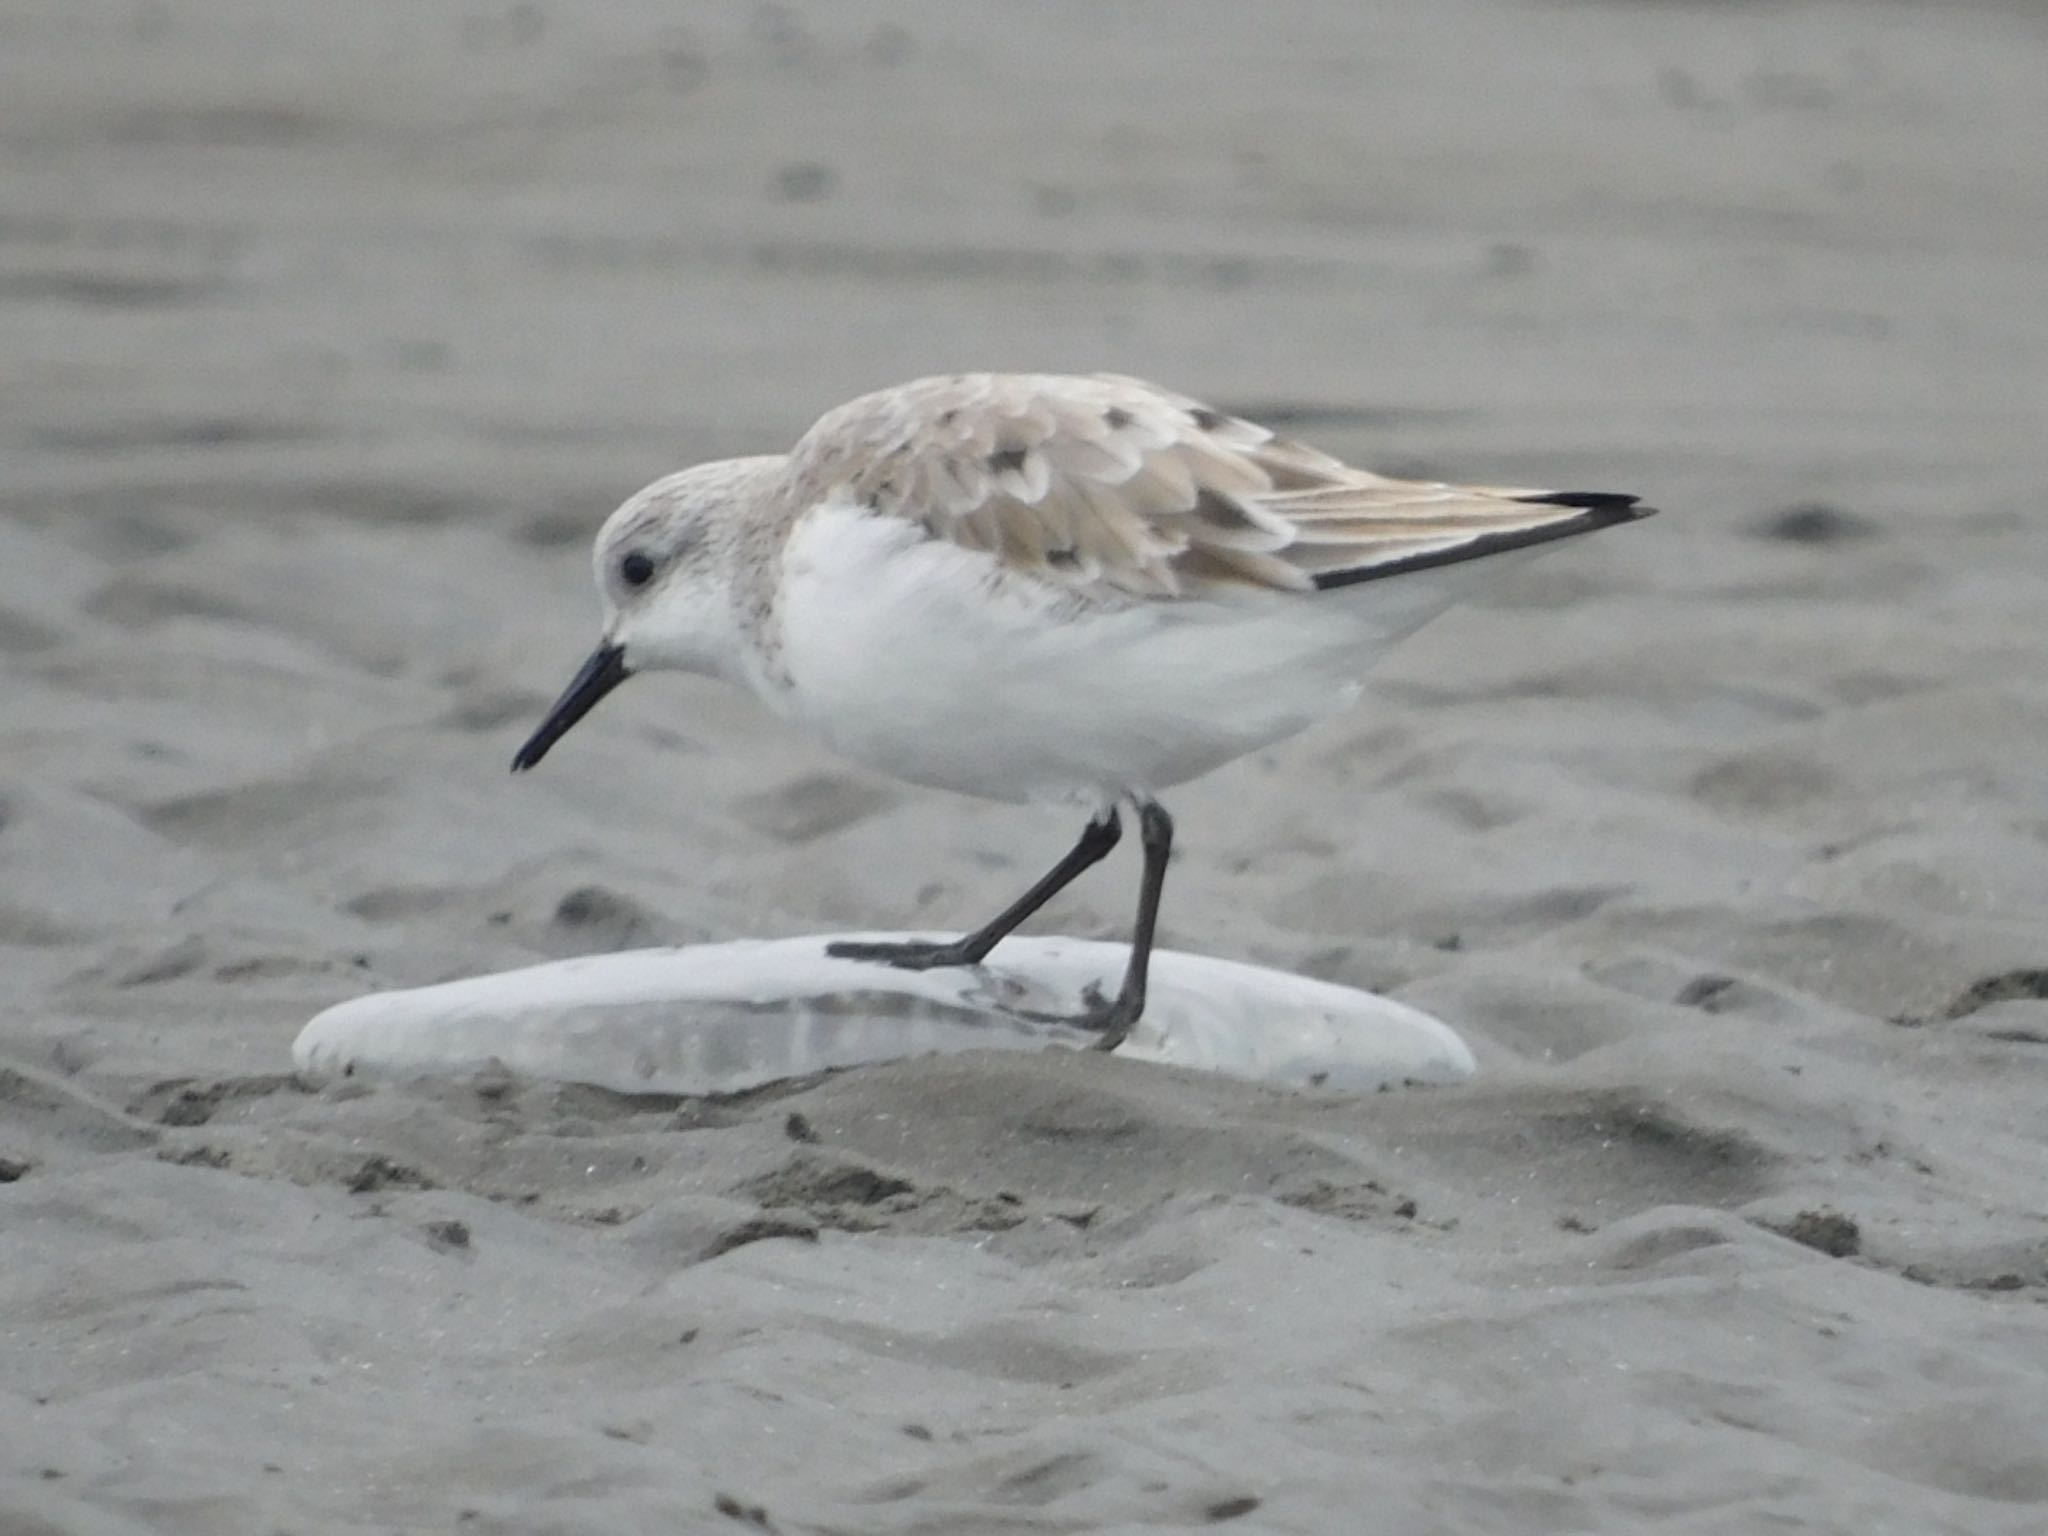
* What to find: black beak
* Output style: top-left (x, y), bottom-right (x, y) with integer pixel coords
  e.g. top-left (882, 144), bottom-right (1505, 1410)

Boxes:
top-left (511, 642), bottom-right (631, 772)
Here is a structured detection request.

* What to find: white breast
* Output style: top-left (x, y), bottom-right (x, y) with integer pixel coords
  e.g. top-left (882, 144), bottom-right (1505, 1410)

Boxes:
top-left (771, 500), bottom-right (1501, 806)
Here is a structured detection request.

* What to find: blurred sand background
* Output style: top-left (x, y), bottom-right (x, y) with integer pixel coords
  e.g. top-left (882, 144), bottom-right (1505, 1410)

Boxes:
top-left (4, 1), bottom-right (2048, 1531)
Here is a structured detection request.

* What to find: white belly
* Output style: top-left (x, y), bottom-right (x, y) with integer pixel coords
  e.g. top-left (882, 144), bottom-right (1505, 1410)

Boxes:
top-left (773, 502), bottom-right (1495, 806)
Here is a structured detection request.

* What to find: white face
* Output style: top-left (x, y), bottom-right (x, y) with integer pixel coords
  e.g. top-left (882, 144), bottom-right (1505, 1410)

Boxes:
top-left (593, 476), bottom-right (725, 680)
top-left (511, 456), bottom-right (780, 771)
top-left (592, 456), bottom-right (779, 683)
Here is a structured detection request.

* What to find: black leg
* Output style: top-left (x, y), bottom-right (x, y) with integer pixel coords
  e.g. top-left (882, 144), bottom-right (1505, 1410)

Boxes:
top-left (827, 808), bottom-right (1123, 971)
top-left (1071, 799), bottom-right (1173, 1051)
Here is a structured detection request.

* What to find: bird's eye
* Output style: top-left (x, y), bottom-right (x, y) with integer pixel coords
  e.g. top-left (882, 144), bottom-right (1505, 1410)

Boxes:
top-left (618, 550), bottom-right (657, 588)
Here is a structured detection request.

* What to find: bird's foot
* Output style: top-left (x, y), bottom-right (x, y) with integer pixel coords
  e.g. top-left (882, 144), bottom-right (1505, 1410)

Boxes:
top-left (1024, 980), bottom-right (1137, 1053)
top-left (825, 936), bottom-right (981, 972)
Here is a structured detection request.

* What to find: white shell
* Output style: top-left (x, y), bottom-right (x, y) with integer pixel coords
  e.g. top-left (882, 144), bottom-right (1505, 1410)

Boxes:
top-left (294, 936), bottom-right (1475, 1097)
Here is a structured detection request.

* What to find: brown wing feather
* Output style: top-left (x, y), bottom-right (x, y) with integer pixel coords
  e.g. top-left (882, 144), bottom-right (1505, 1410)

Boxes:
top-left (785, 373), bottom-right (1650, 600)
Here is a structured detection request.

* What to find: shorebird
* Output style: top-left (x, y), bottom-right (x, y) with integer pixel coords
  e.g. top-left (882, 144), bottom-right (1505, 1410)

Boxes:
top-left (513, 373), bottom-right (1651, 1046)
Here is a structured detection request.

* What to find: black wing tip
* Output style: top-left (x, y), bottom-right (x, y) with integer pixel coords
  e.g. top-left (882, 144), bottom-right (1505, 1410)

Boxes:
top-left (1310, 495), bottom-right (1654, 592)
top-left (1515, 490), bottom-right (1655, 524)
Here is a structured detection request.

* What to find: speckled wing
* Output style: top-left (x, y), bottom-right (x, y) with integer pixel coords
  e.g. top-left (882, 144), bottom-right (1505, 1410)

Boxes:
top-left (784, 373), bottom-right (1651, 601)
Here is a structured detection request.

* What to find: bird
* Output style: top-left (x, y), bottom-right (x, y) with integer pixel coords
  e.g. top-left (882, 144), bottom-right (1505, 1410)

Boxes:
top-left (512, 372), bottom-right (1652, 1048)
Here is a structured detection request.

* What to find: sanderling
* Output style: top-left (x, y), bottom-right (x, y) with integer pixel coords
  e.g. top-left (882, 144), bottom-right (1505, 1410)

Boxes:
top-left (513, 373), bottom-right (1652, 1046)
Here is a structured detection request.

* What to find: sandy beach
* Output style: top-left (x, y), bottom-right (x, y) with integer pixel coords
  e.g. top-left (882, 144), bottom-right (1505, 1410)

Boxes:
top-left (4, 1), bottom-right (2047, 1531)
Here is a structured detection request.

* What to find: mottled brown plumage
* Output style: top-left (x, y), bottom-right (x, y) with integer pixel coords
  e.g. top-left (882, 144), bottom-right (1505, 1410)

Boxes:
top-left (785, 373), bottom-right (1645, 601)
